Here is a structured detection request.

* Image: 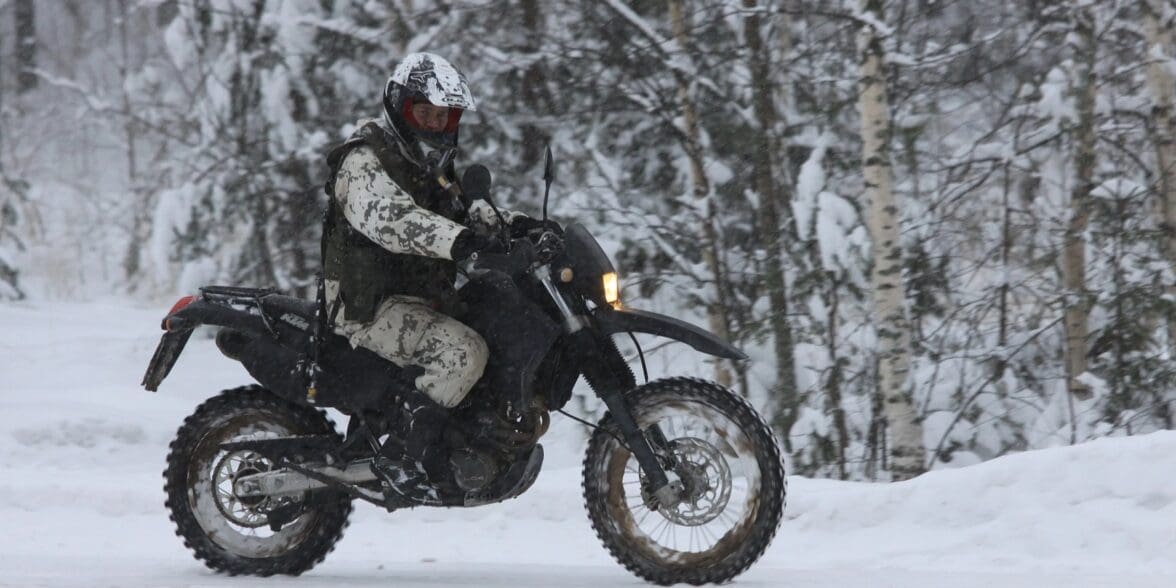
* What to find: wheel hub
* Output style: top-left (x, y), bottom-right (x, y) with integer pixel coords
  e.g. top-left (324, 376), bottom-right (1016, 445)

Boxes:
top-left (640, 436), bottom-right (732, 526)
top-left (213, 450), bottom-right (287, 528)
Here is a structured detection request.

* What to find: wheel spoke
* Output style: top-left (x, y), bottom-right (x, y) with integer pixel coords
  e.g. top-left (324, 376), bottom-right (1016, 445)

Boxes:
top-left (653, 516), bottom-right (671, 544)
top-left (634, 504), bottom-right (654, 527)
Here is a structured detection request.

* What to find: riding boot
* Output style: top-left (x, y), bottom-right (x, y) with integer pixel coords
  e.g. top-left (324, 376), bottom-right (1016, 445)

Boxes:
top-left (371, 390), bottom-right (454, 506)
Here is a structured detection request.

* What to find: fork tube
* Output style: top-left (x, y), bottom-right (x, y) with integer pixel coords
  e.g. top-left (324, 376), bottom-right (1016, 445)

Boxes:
top-left (597, 387), bottom-right (670, 491)
top-left (574, 329), bottom-right (669, 490)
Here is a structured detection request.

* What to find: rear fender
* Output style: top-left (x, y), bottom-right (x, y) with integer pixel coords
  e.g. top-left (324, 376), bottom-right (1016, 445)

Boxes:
top-left (141, 328), bottom-right (195, 392)
top-left (141, 297), bottom-right (275, 392)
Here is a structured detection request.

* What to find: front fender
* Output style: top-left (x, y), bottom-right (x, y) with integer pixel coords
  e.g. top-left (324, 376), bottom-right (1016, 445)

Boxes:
top-left (592, 307), bottom-right (748, 361)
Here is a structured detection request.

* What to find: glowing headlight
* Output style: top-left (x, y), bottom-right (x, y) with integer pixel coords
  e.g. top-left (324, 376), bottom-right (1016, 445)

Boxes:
top-left (602, 272), bottom-right (621, 309)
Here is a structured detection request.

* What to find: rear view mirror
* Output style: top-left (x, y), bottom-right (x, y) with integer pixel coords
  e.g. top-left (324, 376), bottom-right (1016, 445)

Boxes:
top-left (462, 164), bottom-right (492, 200)
top-left (543, 145), bottom-right (555, 184)
top-left (542, 145), bottom-right (555, 221)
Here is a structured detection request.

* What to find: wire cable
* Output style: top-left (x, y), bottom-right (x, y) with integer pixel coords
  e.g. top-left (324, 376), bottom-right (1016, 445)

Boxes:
top-left (627, 331), bottom-right (649, 383)
top-left (557, 409), bottom-right (631, 451)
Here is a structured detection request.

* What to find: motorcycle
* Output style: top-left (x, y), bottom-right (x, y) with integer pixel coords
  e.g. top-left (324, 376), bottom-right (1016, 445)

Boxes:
top-left (141, 148), bottom-right (786, 585)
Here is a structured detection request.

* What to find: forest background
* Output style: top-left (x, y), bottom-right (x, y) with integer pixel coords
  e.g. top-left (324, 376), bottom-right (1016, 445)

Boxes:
top-left (1, 0), bottom-right (1173, 481)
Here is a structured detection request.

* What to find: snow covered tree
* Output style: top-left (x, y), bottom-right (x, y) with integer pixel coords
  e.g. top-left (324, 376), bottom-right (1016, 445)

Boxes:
top-left (666, 0), bottom-right (739, 389)
top-left (14, 0), bottom-right (37, 94)
top-left (1, 0), bottom-right (33, 300)
top-left (0, 169), bottom-right (28, 301)
top-left (147, 0), bottom-right (356, 296)
top-left (741, 0), bottom-right (801, 456)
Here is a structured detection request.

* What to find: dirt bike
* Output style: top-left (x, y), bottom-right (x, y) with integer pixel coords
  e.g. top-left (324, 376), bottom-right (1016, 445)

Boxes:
top-left (141, 149), bottom-right (785, 585)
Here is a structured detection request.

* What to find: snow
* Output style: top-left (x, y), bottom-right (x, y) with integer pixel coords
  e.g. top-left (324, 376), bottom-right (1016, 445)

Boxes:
top-left (793, 134), bottom-right (827, 241)
top-left (1090, 177), bottom-right (1147, 200)
top-left (600, 0), bottom-right (673, 55)
top-left (2, 301), bottom-right (1175, 587)
top-left (1038, 67), bottom-right (1075, 124)
top-left (149, 184), bottom-right (195, 290)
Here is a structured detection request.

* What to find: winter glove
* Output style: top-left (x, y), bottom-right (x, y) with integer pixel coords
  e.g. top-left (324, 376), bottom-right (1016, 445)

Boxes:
top-left (509, 216), bottom-right (563, 239)
top-left (451, 230), bottom-right (506, 261)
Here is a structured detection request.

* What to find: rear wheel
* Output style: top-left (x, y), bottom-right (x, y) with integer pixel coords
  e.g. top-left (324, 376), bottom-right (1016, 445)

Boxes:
top-left (163, 386), bottom-right (352, 575)
top-left (583, 378), bottom-right (786, 585)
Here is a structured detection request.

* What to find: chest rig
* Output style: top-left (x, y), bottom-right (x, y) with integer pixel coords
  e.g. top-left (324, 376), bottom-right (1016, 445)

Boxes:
top-left (321, 122), bottom-right (465, 323)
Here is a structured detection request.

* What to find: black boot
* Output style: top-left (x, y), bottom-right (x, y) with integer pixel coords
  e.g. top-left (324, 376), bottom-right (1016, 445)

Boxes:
top-left (371, 390), bottom-right (454, 507)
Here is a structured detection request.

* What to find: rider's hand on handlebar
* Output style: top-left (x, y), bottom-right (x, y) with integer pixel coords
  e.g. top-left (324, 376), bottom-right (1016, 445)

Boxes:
top-left (452, 230), bottom-right (507, 261)
top-left (533, 230), bottom-right (564, 263)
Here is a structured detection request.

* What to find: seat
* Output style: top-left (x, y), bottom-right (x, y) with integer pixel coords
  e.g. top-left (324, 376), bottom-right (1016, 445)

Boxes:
top-left (200, 285), bottom-right (277, 298)
top-left (260, 294), bottom-right (318, 323)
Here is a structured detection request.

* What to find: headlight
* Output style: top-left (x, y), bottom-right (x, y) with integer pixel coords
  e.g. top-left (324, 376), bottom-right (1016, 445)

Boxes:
top-left (602, 272), bottom-right (621, 309)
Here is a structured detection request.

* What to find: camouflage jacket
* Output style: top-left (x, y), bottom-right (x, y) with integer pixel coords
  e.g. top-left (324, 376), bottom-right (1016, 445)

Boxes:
top-left (323, 120), bottom-right (518, 323)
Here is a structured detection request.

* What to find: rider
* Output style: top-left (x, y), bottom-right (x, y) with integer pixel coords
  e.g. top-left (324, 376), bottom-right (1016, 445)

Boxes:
top-left (322, 52), bottom-right (545, 504)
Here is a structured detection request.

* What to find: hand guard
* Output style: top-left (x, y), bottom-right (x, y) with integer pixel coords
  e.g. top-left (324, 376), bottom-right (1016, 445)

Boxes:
top-left (509, 217), bottom-right (563, 239)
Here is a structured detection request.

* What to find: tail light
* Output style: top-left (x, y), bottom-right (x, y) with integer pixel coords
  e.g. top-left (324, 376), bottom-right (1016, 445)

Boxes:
top-left (163, 295), bottom-right (197, 331)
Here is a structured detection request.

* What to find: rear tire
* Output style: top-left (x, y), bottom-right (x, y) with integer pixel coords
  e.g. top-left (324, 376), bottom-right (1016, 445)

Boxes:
top-left (163, 386), bottom-right (352, 576)
top-left (583, 378), bottom-right (786, 585)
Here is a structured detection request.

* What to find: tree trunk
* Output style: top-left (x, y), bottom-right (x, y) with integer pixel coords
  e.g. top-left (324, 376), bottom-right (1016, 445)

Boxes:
top-left (14, 0), bottom-right (37, 93)
top-left (999, 164), bottom-right (1012, 351)
top-left (858, 0), bottom-right (925, 480)
top-left (117, 0), bottom-right (147, 284)
top-left (669, 0), bottom-right (734, 388)
top-left (0, 10), bottom-right (25, 301)
top-left (826, 280), bottom-right (848, 479)
top-left (742, 0), bottom-right (800, 449)
top-left (1063, 5), bottom-right (1096, 406)
top-left (520, 0), bottom-right (548, 172)
top-left (1143, 0), bottom-right (1176, 358)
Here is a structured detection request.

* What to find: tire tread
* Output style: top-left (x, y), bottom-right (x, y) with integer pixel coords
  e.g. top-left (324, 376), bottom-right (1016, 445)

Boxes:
top-left (581, 377), bottom-right (786, 585)
top-left (163, 385), bottom-right (353, 576)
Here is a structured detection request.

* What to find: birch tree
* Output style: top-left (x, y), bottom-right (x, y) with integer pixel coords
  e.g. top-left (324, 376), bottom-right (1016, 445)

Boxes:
top-left (1062, 3), bottom-right (1097, 405)
top-left (1142, 0), bottom-right (1176, 355)
top-left (857, 0), bottom-right (925, 479)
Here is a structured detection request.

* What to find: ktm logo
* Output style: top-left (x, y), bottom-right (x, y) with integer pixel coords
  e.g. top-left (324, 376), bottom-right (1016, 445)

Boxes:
top-left (280, 313), bottom-right (310, 331)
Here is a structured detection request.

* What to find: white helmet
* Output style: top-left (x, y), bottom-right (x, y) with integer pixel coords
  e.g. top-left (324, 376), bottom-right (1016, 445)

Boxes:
top-left (382, 52), bottom-right (477, 151)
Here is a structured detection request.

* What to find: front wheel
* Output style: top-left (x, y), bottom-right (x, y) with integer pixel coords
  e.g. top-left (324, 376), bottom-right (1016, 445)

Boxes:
top-left (583, 378), bottom-right (786, 585)
top-left (163, 386), bottom-right (352, 576)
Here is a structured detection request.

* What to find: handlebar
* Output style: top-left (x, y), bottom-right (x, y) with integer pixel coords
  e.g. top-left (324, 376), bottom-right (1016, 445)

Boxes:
top-left (471, 229), bottom-right (563, 277)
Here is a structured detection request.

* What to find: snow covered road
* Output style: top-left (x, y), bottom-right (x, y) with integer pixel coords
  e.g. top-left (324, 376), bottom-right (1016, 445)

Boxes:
top-left (1, 302), bottom-right (1174, 587)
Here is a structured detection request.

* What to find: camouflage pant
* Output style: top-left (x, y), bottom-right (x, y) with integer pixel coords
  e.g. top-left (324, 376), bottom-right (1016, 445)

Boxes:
top-left (325, 280), bottom-right (488, 408)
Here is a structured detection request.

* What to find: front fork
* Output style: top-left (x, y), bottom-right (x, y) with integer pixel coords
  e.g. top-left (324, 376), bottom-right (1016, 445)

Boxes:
top-left (537, 265), bottom-right (683, 509)
top-left (596, 384), bottom-right (684, 509)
